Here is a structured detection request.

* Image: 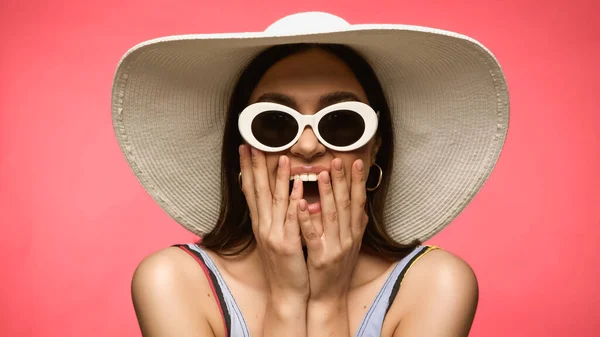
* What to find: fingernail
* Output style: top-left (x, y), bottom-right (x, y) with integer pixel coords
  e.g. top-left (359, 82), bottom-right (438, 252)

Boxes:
top-left (333, 158), bottom-right (342, 171)
top-left (238, 144), bottom-right (245, 155)
top-left (356, 160), bottom-right (364, 172)
top-left (320, 171), bottom-right (330, 184)
top-left (250, 147), bottom-right (258, 157)
top-left (279, 155), bottom-right (286, 167)
top-left (293, 178), bottom-right (301, 190)
top-left (299, 199), bottom-right (307, 211)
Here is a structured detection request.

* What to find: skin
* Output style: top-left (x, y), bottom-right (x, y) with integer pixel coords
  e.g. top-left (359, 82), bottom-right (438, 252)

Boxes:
top-left (131, 49), bottom-right (479, 337)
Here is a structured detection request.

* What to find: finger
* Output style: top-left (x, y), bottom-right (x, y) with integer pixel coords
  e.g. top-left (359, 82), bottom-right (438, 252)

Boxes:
top-left (284, 178), bottom-right (303, 238)
top-left (250, 147), bottom-right (273, 235)
top-left (298, 199), bottom-right (322, 255)
top-left (331, 158), bottom-right (352, 244)
top-left (239, 145), bottom-right (259, 231)
top-left (317, 171), bottom-right (340, 245)
top-left (271, 155), bottom-right (291, 236)
top-left (350, 159), bottom-right (369, 239)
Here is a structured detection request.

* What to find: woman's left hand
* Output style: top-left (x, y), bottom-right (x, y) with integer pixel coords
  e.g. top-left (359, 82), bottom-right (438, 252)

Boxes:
top-left (297, 158), bottom-right (369, 302)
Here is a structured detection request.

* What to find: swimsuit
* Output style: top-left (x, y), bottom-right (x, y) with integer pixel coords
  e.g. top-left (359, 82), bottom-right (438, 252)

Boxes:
top-left (176, 243), bottom-right (437, 337)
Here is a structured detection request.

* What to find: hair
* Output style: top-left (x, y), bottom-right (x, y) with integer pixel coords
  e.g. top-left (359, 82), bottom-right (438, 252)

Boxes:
top-left (199, 43), bottom-right (420, 260)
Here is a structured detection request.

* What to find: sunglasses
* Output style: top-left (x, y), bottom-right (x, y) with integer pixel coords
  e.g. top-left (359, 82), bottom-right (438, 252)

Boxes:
top-left (238, 101), bottom-right (379, 152)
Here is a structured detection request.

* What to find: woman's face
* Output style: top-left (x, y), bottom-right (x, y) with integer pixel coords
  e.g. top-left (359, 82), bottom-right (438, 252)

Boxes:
top-left (248, 48), bottom-right (381, 224)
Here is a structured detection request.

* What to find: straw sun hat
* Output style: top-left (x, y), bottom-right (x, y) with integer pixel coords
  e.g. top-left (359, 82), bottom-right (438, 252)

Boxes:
top-left (111, 12), bottom-right (509, 244)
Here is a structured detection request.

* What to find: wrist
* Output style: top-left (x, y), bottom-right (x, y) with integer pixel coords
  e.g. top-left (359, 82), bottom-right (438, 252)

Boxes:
top-left (308, 297), bottom-right (348, 320)
top-left (307, 297), bottom-right (350, 337)
top-left (267, 292), bottom-right (308, 319)
top-left (268, 286), bottom-right (309, 302)
top-left (263, 293), bottom-right (308, 337)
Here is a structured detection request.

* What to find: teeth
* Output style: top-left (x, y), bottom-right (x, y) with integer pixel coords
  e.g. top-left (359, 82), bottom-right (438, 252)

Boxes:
top-left (290, 173), bottom-right (318, 181)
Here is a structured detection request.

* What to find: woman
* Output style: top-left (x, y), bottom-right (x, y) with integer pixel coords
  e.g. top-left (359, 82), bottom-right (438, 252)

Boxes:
top-left (112, 12), bottom-right (509, 337)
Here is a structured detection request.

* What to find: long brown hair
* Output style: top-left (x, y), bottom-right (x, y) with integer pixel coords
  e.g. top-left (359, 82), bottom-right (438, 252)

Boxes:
top-left (199, 43), bottom-right (420, 260)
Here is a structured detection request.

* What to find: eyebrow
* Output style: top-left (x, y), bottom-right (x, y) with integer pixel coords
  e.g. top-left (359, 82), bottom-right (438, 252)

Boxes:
top-left (255, 92), bottom-right (298, 109)
top-left (255, 91), bottom-right (365, 111)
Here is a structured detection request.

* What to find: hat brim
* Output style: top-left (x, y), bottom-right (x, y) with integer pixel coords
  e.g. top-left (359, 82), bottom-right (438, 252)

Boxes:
top-left (112, 23), bottom-right (509, 244)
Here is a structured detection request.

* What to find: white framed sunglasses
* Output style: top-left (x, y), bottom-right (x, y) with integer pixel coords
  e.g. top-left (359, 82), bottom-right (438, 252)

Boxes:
top-left (238, 101), bottom-right (379, 152)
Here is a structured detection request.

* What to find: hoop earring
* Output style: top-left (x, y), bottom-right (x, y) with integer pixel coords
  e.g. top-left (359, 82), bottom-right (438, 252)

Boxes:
top-left (238, 172), bottom-right (243, 190)
top-left (366, 163), bottom-right (383, 192)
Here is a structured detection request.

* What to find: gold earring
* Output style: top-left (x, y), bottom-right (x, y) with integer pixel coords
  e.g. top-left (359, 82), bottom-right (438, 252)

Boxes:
top-left (366, 163), bottom-right (382, 191)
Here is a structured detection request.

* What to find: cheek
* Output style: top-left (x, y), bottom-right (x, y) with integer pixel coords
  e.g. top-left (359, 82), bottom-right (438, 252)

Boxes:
top-left (343, 161), bottom-right (355, 175)
top-left (340, 152), bottom-right (371, 171)
top-left (265, 155), bottom-right (280, 191)
top-left (339, 152), bottom-right (371, 184)
top-left (341, 157), bottom-right (359, 183)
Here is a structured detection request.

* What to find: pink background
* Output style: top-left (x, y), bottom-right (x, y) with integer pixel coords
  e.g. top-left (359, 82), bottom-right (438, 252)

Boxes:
top-left (1, 0), bottom-right (598, 336)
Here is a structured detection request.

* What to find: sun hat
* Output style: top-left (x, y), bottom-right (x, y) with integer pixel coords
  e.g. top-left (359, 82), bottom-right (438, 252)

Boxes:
top-left (111, 11), bottom-right (509, 244)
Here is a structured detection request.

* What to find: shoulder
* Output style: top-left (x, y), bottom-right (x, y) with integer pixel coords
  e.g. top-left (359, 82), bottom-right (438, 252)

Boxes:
top-left (132, 246), bottom-right (210, 300)
top-left (404, 247), bottom-right (478, 297)
top-left (131, 245), bottom-right (222, 337)
top-left (389, 247), bottom-right (479, 337)
top-left (132, 247), bottom-right (201, 287)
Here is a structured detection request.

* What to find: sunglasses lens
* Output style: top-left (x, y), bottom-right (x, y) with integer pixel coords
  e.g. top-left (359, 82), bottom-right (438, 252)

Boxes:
top-left (251, 110), bottom-right (298, 147)
top-left (318, 110), bottom-right (365, 147)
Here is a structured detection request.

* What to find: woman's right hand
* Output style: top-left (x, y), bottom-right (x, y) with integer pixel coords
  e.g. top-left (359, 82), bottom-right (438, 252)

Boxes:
top-left (239, 144), bottom-right (309, 300)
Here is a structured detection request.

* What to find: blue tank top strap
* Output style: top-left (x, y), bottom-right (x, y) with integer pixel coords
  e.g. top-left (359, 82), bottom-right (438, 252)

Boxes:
top-left (177, 243), bottom-right (438, 337)
top-left (177, 243), bottom-right (251, 337)
top-left (355, 245), bottom-right (438, 337)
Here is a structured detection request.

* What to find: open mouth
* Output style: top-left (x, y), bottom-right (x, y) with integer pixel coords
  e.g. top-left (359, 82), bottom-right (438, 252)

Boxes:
top-left (289, 174), bottom-right (323, 213)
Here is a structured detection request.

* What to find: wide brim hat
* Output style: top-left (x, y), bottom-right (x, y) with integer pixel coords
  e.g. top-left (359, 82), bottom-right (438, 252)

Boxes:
top-left (111, 12), bottom-right (509, 244)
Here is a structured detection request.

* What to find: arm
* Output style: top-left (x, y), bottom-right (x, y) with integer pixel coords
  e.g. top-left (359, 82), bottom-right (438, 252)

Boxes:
top-left (298, 158), bottom-right (368, 337)
top-left (306, 298), bottom-right (350, 337)
top-left (132, 246), bottom-right (308, 337)
top-left (392, 250), bottom-right (479, 337)
top-left (131, 248), bottom-right (216, 337)
top-left (263, 293), bottom-right (308, 337)
top-left (240, 146), bottom-right (310, 337)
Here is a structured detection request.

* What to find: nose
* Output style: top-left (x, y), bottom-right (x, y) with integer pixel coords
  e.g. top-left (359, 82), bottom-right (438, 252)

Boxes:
top-left (289, 127), bottom-right (326, 159)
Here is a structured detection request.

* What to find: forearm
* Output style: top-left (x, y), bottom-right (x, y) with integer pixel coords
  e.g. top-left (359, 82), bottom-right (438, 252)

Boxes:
top-left (307, 298), bottom-right (350, 337)
top-left (263, 293), bottom-right (307, 337)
